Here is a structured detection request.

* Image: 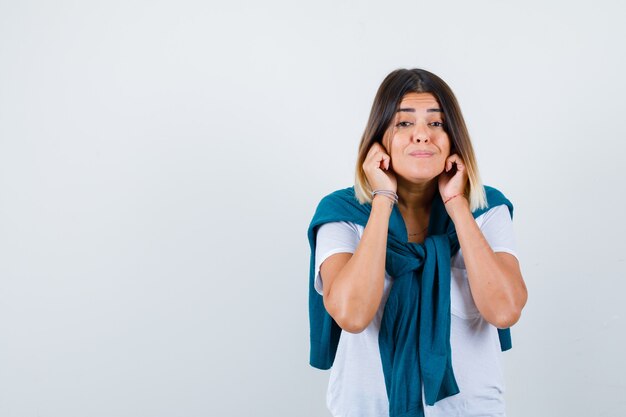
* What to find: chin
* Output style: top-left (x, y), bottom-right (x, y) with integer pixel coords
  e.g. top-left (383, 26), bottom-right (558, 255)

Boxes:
top-left (397, 166), bottom-right (444, 183)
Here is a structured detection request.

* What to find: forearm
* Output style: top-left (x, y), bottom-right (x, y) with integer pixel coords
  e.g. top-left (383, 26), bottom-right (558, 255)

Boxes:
top-left (326, 196), bottom-right (393, 332)
top-left (446, 197), bottom-right (527, 328)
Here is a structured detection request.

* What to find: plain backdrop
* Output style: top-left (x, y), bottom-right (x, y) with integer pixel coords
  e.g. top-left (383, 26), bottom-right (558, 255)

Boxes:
top-left (1, 1), bottom-right (625, 416)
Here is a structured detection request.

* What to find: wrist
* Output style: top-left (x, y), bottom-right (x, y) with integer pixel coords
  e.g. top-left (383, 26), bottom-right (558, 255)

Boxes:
top-left (372, 194), bottom-right (395, 212)
top-left (444, 194), bottom-right (470, 219)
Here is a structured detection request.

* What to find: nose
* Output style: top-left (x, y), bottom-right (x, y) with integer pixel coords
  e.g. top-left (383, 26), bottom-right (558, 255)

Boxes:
top-left (412, 123), bottom-right (429, 143)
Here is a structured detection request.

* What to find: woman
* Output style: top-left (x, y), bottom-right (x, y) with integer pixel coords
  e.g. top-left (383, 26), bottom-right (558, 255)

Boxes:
top-left (307, 68), bottom-right (527, 417)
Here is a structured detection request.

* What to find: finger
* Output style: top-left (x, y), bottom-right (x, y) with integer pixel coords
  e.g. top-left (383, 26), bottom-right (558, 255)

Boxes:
top-left (446, 154), bottom-right (464, 172)
top-left (369, 151), bottom-right (385, 165)
top-left (368, 142), bottom-right (385, 156)
top-left (451, 157), bottom-right (465, 171)
top-left (446, 157), bottom-right (453, 172)
top-left (379, 154), bottom-right (390, 170)
top-left (383, 155), bottom-right (391, 170)
top-left (367, 146), bottom-right (390, 166)
top-left (365, 152), bottom-right (386, 172)
top-left (450, 154), bottom-right (464, 165)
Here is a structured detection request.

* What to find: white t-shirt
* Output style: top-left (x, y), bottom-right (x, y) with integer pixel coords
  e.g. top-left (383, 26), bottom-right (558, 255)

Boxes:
top-left (314, 204), bottom-right (518, 417)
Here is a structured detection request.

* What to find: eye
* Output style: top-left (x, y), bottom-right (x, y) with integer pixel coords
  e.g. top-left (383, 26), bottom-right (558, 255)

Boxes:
top-left (430, 121), bottom-right (444, 127)
top-left (395, 121), bottom-right (413, 128)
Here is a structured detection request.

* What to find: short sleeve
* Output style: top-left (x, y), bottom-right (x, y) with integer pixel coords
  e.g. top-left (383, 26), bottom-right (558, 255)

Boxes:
top-left (476, 204), bottom-right (519, 260)
top-left (313, 221), bottom-right (361, 295)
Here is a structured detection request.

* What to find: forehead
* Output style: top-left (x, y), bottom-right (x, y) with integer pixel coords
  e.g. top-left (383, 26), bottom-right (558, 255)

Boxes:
top-left (398, 92), bottom-right (440, 109)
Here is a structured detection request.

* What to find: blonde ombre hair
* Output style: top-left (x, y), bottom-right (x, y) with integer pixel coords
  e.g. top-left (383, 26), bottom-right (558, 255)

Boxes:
top-left (354, 68), bottom-right (488, 211)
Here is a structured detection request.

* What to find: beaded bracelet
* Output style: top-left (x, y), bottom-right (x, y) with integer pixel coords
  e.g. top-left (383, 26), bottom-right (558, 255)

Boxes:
top-left (372, 189), bottom-right (399, 204)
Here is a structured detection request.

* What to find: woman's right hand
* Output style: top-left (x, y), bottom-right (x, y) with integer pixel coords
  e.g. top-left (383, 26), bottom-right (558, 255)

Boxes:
top-left (363, 143), bottom-right (397, 193)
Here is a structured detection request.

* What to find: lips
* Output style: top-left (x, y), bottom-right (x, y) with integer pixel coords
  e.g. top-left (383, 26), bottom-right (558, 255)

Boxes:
top-left (409, 151), bottom-right (434, 157)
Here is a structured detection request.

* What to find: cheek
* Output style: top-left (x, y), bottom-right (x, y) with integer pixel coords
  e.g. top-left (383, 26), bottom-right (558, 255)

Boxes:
top-left (439, 136), bottom-right (452, 157)
top-left (436, 137), bottom-right (451, 170)
top-left (382, 130), bottom-right (395, 153)
top-left (389, 141), bottom-right (405, 161)
top-left (388, 132), bottom-right (410, 157)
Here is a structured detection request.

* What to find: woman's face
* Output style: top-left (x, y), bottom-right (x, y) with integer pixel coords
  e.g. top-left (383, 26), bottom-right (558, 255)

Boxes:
top-left (383, 92), bottom-right (451, 184)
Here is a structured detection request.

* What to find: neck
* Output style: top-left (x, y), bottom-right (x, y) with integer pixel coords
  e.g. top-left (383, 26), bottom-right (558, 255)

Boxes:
top-left (396, 177), bottom-right (438, 213)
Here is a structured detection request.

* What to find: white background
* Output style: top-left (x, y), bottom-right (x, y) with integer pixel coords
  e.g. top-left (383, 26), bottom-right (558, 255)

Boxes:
top-left (1, 1), bottom-right (625, 416)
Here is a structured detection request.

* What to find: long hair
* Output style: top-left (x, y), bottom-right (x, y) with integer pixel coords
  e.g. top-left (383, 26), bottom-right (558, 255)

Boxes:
top-left (354, 68), bottom-right (487, 211)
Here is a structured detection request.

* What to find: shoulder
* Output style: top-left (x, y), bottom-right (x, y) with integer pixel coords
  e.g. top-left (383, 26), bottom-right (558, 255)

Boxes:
top-left (318, 220), bottom-right (361, 233)
top-left (475, 204), bottom-right (512, 228)
top-left (317, 187), bottom-right (359, 210)
top-left (310, 187), bottom-right (370, 231)
top-left (473, 185), bottom-right (514, 220)
top-left (474, 203), bottom-right (519, 260)
top-left (317, 221), bottom-right (363, 243)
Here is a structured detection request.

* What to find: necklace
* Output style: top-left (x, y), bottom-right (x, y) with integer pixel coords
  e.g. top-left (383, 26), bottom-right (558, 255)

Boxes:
top-left (408, 225), bottom-right (428, 237)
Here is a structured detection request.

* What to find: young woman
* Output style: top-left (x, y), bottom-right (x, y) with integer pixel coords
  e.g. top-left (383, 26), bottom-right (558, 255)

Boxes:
top-left (307, 68), bottom-right (527, 417)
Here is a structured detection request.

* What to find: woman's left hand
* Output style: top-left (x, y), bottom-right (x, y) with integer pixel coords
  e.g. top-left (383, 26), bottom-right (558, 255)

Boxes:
top-left (438, 153), bottom-right (468, 203)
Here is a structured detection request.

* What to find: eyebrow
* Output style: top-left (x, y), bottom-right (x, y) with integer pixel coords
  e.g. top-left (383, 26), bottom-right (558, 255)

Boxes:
top-left (397, 108), bottom-right (443, 113)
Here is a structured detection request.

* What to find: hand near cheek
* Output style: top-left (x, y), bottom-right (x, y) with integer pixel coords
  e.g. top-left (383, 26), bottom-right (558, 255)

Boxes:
top-left (363, 143), bottom-right (397, 193)
top-left (438, 154), bottom-right (468, 202)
